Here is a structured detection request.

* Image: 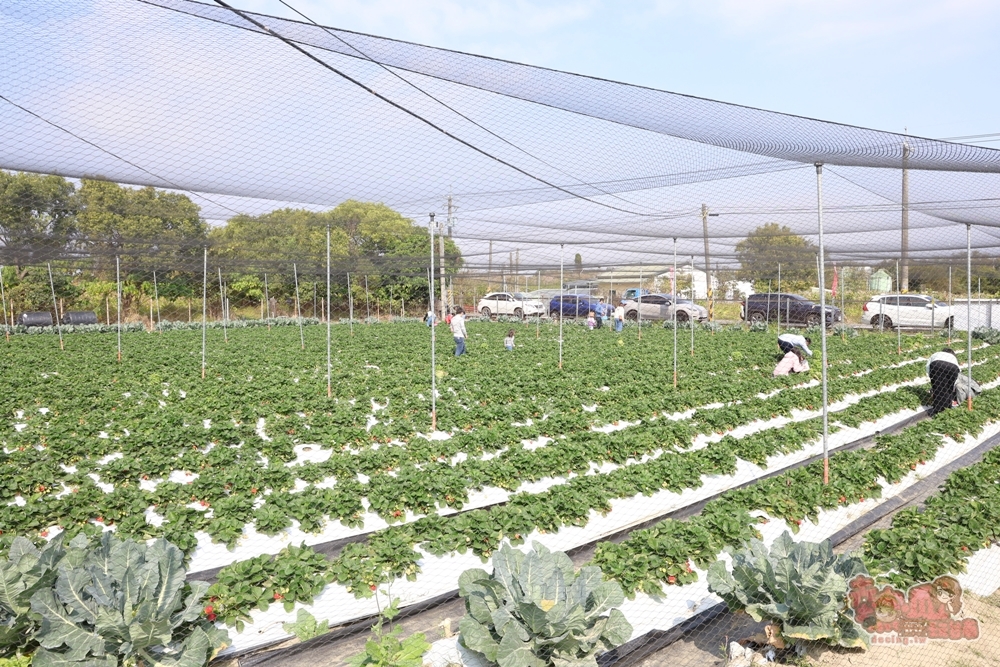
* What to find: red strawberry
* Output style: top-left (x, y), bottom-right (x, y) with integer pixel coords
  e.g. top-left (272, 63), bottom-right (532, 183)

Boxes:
top-left (207, 613), bottom-right (217, 622)
top-left (273, 593), bottom-right (283, 600)
top-left (667, 575), bottom-right (677, 584)
top-left (204, 605), bottom-right (214, 614)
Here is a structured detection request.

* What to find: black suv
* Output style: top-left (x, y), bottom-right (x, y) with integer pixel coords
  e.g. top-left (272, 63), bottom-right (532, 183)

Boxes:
top-left (741, 293), bottom-right (841, 326)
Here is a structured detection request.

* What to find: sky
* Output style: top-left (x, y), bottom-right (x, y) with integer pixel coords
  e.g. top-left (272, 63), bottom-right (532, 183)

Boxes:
top-left (235, 0), bottom-right (1000, 143)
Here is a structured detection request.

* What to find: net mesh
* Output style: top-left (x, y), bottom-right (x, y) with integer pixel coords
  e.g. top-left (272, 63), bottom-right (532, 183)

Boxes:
top-left (3, 2), bottom-right (1000, 667)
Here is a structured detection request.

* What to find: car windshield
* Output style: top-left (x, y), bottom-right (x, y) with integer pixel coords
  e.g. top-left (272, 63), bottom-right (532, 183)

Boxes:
top-left (512, 293), bottom-right (527, 299)
top-left (675, 299), bottom-right (694, 305)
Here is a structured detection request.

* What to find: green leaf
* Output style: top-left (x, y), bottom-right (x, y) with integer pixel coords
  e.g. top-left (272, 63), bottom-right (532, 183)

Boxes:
top-left (458, 615), bottom-right (499, 662)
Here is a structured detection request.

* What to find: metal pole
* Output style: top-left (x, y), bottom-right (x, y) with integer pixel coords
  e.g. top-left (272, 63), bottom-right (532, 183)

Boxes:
top-left (0, 265), bottom-right (8, 342)
top-left (637, 264), bottom-right (643, 341)
top-left (293, 263), bottom-right (304, 350)
top-left (967, 224), bottom-right (973, 410)
top-left (896, 259), bottom-right (903, 354)
top-left (429, 214), bottom-right (437, 429)
top-left (559, 245), bottom-right (564, 370)
top-left (47, 263), bottom-right (64, 350)
top-left (777, 263), bottom-right (781, 335)
top-left (201, 247), bottom-right (207, 378)
top-left (948, 266), bottom-right (953, 343)
top-left (116, 256), bottom-right (122, 363)
top-left (347, 272), bottom-right (354, 335)
top-left (263, 272), bottom-right (271, 330)
top-left (326, 225), bottom-right (332, 398)
top-left (690, 256), bottom-right (695, 355)
top-left (153, 270), bottom-right (161, 333)
top-left (439, 218), bottom-right (447, 321)
top-left (364, 275), bottom-right (371, 323)
top-left (901, 140), bottom-right (910, 291)
top-left (673, 239), bottom-right (678, 388)
top-left (815, 163), bottom-right (830, 485)
top-left (537, 270), bottom-right (541, 339)
top-left (217, 267), bottom-right (228, 344)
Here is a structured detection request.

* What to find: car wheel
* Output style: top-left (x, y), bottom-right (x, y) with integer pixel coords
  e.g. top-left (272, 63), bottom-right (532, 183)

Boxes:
top-left (943, 316), bottom-right (954, 329)
top-left (625, 310), bottom-right (638, 321)
top-left (513, 308), bottom-right (523, 319)
top-left (675, 310), bottom-right (690, 323)
top-left (805, 313), bottom-right (821, 327)
top-left (480, 307), bottom-right (492, 318)
top-left (549, 310), bottom-right (561, 318)
top-left (871, 315), bottom-right (892, 329)
top-left (748, 311), bottom-right (766, 324)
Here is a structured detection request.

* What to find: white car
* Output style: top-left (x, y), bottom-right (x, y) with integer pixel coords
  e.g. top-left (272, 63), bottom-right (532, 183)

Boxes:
top-left (862, 294), bottom-right (953, 329)
top-left (622, 293), bottom-right (708, 323)
top-left (476, 292), bottom-right (546, 319)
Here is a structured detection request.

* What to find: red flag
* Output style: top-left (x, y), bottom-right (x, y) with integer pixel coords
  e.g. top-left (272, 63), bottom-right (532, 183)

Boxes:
top-left (831, 264), bottom-right (839, 297)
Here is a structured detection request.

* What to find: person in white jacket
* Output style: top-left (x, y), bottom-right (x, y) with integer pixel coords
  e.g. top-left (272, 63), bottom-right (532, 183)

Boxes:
top-left (926, 348), bottom-right (961, 416)
top-left (449, 307), bottom-right (468, 356)
top-left (777, 333), bottom-right (812, 357)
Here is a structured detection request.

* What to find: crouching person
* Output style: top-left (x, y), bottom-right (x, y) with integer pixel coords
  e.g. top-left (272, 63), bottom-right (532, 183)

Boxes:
top-left (773, 349), bottom-right (810, 377)
top-left (927, 348), bottom-right (961, 416)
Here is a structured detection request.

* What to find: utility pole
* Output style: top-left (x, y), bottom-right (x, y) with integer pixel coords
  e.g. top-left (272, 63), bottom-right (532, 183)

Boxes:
top-left (438, 213), bottom-right (447, 320)
top-left (901, 136), bottom-right (910, 292)
top-left (447, 195), bottom-right (456, 311)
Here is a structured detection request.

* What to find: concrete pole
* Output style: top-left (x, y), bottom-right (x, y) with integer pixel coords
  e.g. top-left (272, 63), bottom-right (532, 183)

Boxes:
top-left (47, 263), bottom-right (63, 350)
top-left (293, 263), bottom-right (304, 350)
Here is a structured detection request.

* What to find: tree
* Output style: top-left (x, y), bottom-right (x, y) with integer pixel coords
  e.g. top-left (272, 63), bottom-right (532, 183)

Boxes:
top-left (210, 201), bottom-right (462, 315)
top-left (574, 253), bottom-right (583, 277)
top-left (735, 223), bottom-right (817, 291)
top-left (0, 172), bottom-right (77, 277)
top-left (76, 179), bottom-right (206, 276)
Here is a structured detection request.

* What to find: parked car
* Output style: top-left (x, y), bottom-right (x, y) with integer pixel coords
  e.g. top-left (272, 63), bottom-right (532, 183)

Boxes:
top-left (620, 287), bottom-right (651, 302)
top-left (61, 311), bottom-right (99, 325)
top-left (622, 293), bottom-right (708, 323)
top-left (477, 292), bottom-right (546, 319)
top-left (862, 294), bottom-right (953, 329)
top-left (549, 294), bottom-right (602, 318)
top-left (740, 293), bottom-right (841, 326)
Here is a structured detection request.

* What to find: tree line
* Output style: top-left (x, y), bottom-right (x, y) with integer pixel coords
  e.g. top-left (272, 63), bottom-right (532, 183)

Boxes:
top-left (0, 171), bottom-right (460, 316)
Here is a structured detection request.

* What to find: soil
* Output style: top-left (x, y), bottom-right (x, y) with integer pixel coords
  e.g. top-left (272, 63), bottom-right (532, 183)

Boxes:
top-left (632, 592), bottom-right (1000, 667)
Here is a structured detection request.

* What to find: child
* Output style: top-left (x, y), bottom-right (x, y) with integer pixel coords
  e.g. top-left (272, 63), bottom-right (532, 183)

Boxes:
top-left (586, 311), bottom-right (597, 330)
top-left (504, 329), bottom-right (516, 351)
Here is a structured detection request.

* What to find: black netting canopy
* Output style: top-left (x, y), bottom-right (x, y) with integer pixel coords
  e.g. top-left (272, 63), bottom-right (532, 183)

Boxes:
top-left (3, 0), bottom-right (1000, 270)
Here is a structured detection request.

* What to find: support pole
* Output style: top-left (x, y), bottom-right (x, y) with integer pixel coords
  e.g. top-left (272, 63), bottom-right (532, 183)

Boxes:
top-left (326, 225), bottom-right (332, 398)
top-left (201, 247), bottom-right (207, 378)
top-left (948, 266), bottom-right (953, 343)
top-left (901, 139), bottom-right (910, 292)
top-left (347, 273), bottom-right (354, 335)
top-left (777, 263), bottom-right (781, 335)
top-left (293, 263), bottom-right (304, 350)
top-left (690, 256), bottom-right (695, 356)
top-left (263, 272), bottom-right (271, 330)
top-left (153, 270), bottom-right (161, 333)
top-left (0, 265), bottom-right (8, 342)
top-left (559, 245), bottom-right (564, 370)
top-left (429, 214), bottom-right (437, 429)
top-left (439, 217), bottom-right (447, 320)
top-left (673, 239), bottom-right (678, 388)
top-left (116, 256), bottom-right (122, 363)
top-left (364, 275), bottom-right (371, 323)
top-left (815, 163), bottom-right (830, 485)
top-left (967, 224), bottom-right (974, 410)
top-left (896, 260), bottom-right (901, 354)
top-left (637, 264), bottom-right (643, 341)
top-left (217, 267), bottom-right (228, 344)
top-left (536, 270), bottom-right (541, 339)
top-left (47, 263), bottom-right (63, 350)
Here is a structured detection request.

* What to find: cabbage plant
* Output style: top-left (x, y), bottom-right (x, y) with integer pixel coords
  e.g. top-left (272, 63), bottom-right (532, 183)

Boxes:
top-left (458, 542), bottom-right (632, 667)
top-left (707, 532), bottom-right (869, 649)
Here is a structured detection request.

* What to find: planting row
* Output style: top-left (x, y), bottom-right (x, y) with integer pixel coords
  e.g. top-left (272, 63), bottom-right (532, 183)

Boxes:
top-left (199, 352), bottom-right (1000, 631)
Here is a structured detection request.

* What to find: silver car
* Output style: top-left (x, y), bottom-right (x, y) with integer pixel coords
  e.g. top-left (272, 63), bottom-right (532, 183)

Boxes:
top-left (622, 293), bottom-right (708, 323)
top-left (476, 292), bottom-right (546, 319)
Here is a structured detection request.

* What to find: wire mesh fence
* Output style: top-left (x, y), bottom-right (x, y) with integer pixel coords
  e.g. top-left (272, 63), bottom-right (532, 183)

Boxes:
top-left (4, 1), bottom-right (1000, 666)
